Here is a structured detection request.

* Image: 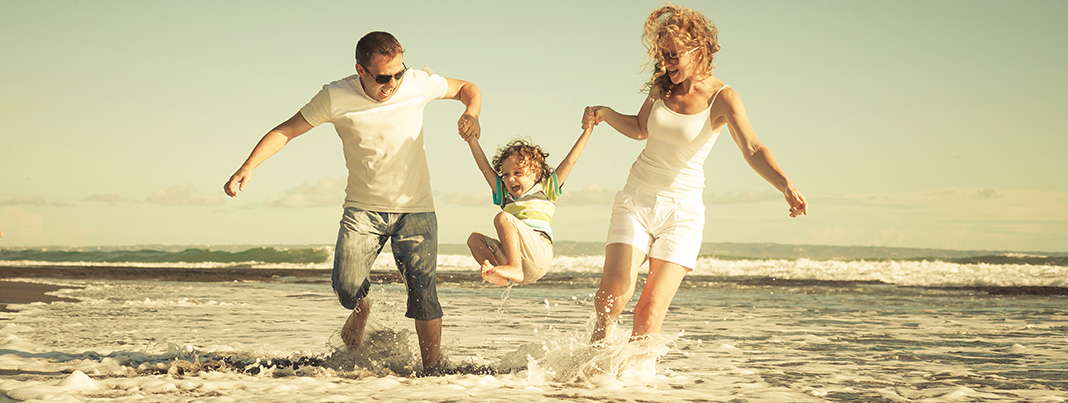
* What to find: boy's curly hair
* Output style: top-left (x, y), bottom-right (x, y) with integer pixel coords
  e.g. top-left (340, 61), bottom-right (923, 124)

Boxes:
top-left (491, 138), bottom-right (552, 183)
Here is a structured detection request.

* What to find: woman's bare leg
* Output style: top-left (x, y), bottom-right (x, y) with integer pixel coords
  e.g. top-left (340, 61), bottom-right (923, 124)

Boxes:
top-left (591, 242), bottom-right (647, 343)
top-left (631, 258), bottom-right (687, 339)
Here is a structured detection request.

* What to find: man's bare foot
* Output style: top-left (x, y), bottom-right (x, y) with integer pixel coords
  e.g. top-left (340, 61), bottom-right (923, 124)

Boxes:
top-left (480, 260), bottom-right (509, 286)
top-left (340, 299), bottom-right (371, 349)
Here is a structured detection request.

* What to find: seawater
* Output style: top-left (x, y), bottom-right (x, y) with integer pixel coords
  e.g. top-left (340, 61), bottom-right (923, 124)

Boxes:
top-left (1, 254), bottom-right (1066, 401)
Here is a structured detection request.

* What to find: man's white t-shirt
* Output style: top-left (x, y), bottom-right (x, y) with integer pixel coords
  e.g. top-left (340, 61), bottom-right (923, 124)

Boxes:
top-left (299, 69), bottom-right (449, 213)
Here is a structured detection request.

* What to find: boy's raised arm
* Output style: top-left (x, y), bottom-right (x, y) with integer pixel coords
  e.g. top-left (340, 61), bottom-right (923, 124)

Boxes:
top-left (466, 137), bottom-right (497, 190)
top-left (554, 126), bottom-right (594, 186)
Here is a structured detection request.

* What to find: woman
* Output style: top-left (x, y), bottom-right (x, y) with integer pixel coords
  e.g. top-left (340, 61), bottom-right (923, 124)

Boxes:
top-left (584, 5), bottom-right (807, 343)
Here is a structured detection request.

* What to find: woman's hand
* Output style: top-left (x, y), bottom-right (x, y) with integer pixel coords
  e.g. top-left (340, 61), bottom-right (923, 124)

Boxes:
top-left (224, 168), bottom-right (251, 198)
top-left (783, 184), bottom-right (807, 217)
top-left (583, 106), bottom-right (608, 129)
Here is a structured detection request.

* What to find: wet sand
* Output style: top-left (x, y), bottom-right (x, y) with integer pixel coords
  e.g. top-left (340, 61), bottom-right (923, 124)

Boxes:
top-left (0, 265), bottom-right (495, 283)
top-left (0, 265), bottom-right (328, 282)
top-left (0, 280), bottom-right (80, 313)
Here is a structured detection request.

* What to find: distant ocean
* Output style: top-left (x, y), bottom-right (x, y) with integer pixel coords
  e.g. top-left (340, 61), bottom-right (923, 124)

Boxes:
top-left (3, 241), bottom-right (1067, 265)
top-left (2, 242), bottom-right (1066, 401)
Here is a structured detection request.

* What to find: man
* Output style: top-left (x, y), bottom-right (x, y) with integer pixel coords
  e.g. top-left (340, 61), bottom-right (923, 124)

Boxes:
top-left (223, 31), bottom-right (481, 371)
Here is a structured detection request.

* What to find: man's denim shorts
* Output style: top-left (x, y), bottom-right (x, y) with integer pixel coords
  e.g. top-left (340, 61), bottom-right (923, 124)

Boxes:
top-left (331, 207), bottom-right (442, 320)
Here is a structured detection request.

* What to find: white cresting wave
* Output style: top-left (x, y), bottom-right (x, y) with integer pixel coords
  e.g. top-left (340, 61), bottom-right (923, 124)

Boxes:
top-left (3, 253), bottom-right (1066, 289)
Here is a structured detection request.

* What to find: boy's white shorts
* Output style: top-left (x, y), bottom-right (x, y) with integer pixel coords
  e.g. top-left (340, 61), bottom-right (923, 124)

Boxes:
top-left (480, 213), bottom-right (553, 284)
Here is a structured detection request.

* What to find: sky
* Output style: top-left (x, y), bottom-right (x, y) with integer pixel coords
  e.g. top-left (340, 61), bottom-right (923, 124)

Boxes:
top-left (1, 1), bottom-right (1066, 251)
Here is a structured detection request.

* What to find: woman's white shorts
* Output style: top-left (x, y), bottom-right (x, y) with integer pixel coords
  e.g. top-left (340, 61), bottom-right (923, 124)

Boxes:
top-left (605, 184), bottom-right (705, 270)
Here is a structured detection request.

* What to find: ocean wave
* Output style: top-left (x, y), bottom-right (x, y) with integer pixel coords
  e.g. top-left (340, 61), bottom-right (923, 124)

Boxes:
top-left (3, 244), bottom-right (1064, 266)
top-left (2, 249), bottom-right (1066, 289)
top-left (686, 258), bottom-right (1068, 289)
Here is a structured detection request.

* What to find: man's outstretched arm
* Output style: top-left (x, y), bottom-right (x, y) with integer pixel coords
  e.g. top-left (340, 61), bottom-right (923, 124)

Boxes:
top-left (223, 112), bottom-right (313, 197)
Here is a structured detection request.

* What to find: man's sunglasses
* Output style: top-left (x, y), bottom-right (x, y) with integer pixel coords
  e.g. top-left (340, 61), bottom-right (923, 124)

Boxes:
top-left (366, 63), bottom-right (407, 84)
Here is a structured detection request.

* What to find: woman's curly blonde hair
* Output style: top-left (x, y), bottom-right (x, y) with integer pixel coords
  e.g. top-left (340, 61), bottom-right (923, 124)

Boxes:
top-left (491, 138), bottom-right (552, 184)
top-left (642, 4), bottom-right (720, 97)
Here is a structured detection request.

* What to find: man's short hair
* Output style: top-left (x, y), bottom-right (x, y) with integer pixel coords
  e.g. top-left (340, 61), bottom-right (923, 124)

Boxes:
top-left (355, 31), bottom-right (404, 66)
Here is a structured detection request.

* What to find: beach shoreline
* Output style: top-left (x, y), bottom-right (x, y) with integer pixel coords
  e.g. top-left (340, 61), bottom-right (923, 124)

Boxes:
top-left (2, 264), bottom-right (1066, 298)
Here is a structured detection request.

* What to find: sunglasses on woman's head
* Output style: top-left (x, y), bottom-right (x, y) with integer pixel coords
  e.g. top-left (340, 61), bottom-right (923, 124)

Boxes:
top-left (366, 63), bottom-right (407, 84)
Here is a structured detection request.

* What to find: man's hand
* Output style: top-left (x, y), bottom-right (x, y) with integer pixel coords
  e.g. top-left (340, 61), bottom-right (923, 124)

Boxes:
top-left (223, 169), bottom-right (251, 197)
top-left (458, 113), bottom-right (480, 141)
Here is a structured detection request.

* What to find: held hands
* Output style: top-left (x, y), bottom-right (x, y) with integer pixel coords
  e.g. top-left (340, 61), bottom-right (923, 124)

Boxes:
top-left (583, 106), bottom-right (608, 129)
top-left (223, 169), bottom-right (250, 198)
top-left (783, 184), bottom-right (807, 217)
top-left (458, 113), bottom-right (480, 141)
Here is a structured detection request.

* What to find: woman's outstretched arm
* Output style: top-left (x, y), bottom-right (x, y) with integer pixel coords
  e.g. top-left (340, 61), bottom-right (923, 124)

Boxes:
top-left (583, 93), bottom-right (657, 140)
top-left (720, 88), bottom-right (808, 217)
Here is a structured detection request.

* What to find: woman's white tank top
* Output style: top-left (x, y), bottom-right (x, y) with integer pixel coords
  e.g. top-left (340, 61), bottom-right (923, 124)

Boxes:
top-left (626, 84), bottom-right (729, 196)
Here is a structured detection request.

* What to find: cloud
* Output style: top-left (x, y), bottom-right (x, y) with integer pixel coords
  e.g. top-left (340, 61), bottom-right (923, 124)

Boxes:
top-left (439, 186), bottom-right (783, 207)
top-left (438, 192), bottom-right (489, 207)
top-left (146, 185), bottom-right (225, 206)
top-left (704, 191), bottom-right (781, 205)
top-left (272, 177), bottom-right (346, 208)
top-left (438, 184), bottom-right (620, 207)
top-left (0, 196), bottom-right (72, 207)
top-left (84, 193), bottom-right (135, 204)
top-left (559, 185), bottom-right (618, 206)
top-left (825, 188), bottom-right (1016, 206)
top-left (972, 188), bottom-right (1001, 200)
top-left (813, 188), bottom-right (1068, 221)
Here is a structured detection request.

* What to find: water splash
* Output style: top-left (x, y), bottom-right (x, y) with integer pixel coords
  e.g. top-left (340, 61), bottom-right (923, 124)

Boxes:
top-left (494, 284), bottom-right (515, 315)
top-left (494, 319), bottom-right (680, 386)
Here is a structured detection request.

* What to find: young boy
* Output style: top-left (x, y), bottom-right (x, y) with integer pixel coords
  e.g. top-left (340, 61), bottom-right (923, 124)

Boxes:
top-left (465, 126), bottom-right (593, 285)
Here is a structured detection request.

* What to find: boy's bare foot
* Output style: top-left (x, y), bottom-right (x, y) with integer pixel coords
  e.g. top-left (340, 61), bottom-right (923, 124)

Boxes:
top-left (481, 260), bottom-right (526, 286)
top-left (480, 260), bottom-right (510, 286)
top-left (494, 267), bottom-right (524, 283)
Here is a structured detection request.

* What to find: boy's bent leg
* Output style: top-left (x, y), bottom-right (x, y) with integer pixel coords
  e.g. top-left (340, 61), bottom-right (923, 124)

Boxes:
top-left (486, 212), bottom-right (525, 284)
top-left (468, 232), bottom-right (510, 285)
top-left (467, 232), bottom-right (504, 266)
top-left (390, 212), bottom-right (444, 367)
